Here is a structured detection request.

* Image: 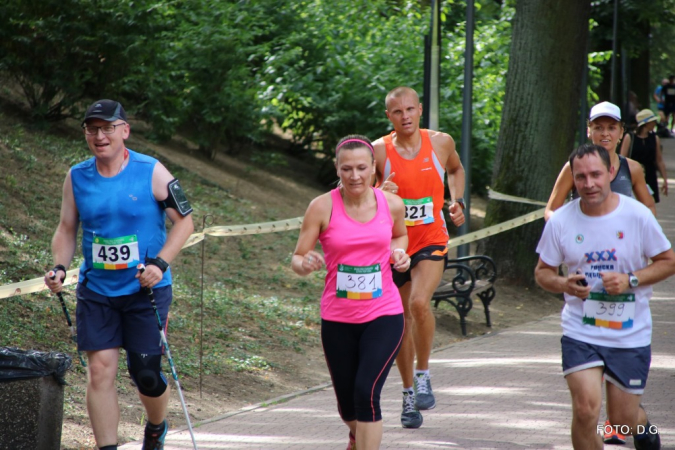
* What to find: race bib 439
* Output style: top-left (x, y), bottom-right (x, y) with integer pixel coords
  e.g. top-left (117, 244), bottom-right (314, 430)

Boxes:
top-left (92, 235), bottom-right (140, 270)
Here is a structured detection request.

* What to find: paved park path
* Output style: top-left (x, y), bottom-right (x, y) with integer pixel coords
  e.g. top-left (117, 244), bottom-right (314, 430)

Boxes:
top-left (122, 138), bottom-right (675, 449)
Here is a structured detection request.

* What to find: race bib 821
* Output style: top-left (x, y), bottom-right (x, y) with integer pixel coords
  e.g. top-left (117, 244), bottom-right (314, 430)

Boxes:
top-left (403, 197), bottom-right (434, 226)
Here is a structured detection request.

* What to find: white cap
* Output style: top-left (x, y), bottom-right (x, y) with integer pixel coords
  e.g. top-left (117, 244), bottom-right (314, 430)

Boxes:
top-left (589, 101), bottom-right (621, 121)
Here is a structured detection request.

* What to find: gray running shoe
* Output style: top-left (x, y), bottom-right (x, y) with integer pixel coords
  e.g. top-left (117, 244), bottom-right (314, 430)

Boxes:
top-left (400, 391), bottom-right (423, 428)
top-left (414, 372), bottom-right (436, 410)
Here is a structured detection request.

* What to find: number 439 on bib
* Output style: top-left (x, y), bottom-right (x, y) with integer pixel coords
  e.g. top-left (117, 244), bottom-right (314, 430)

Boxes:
top-left (92, 235), bottom-right (140, 270)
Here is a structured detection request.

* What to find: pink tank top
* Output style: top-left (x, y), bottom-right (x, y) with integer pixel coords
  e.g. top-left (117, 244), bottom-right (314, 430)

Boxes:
top-left (319, 187), bottom-right (403, 323)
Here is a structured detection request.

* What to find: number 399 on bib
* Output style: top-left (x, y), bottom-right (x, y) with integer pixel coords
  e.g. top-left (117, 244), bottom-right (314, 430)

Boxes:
top-left (92, 235), bottom-right (141, 270)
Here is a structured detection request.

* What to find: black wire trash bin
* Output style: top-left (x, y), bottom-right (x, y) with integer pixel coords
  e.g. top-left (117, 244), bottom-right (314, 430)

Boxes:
top-left (0, 347), bottom-right (72, 450)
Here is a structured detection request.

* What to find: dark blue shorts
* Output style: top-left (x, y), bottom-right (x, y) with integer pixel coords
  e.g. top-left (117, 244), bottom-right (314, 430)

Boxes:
top-left (561, 335), bottom-right (651, 394)
top-left (392, 245), bottom-right (447, 288)
top-left (76, 283), bottom-right (172, 354)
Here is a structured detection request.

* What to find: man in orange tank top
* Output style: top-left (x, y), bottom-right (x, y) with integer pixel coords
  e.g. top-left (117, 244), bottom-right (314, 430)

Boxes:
top-left (373, 86), bottom-right (466, 428)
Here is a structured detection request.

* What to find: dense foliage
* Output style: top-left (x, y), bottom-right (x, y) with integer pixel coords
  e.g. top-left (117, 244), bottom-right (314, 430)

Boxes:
top-left (0, 0), bottom-right (512, 192)
top-left (2, 0), bottom-right (672, 190)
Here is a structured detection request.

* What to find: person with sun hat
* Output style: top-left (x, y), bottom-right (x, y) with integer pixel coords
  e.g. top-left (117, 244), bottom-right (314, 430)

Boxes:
top-left (620, 109), bottom-right (668, 203)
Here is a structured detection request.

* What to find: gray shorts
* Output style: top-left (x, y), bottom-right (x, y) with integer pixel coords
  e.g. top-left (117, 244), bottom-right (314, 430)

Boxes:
top-left (561, 335), bottom-right (651, 394)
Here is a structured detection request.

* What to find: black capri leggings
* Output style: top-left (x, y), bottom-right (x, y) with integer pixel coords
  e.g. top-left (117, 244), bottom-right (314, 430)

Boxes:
top-left (321, 313), bottom-right (404, 422)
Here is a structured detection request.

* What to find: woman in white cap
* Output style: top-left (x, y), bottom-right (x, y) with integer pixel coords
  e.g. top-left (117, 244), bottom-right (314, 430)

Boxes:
top-left (545, 101), bottom-right (656, 220)
top-left (620, 109), bottom-right (668, 203)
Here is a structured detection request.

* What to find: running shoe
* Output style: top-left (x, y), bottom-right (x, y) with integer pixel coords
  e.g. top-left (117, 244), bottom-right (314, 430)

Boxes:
top-left (346, 431), bottom-right (357, 450)
top-left (603, 419), bottom-right (626, 445)
top-left (413, 372), bottom-right (436, 410)
top-left (401, 391), bottom-right (423, 428)
top-left (634, 421), bottom-right (661, 450)
top-left (142, 420), bottom-right (167, 450)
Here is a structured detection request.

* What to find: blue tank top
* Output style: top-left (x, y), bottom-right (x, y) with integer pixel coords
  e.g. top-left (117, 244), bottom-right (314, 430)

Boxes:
top-left (71, 149), bottom-right (171, 296)
top-left (572, 155), bottom-right (633, 199)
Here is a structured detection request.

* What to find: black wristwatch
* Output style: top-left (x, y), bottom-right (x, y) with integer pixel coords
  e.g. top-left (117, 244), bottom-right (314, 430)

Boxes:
top-left (145, 256), bottom-right (170, 273)
top-left (628, 272), bottom-right (639, 288)
top-left (454, 198), bottom-right (466, 210)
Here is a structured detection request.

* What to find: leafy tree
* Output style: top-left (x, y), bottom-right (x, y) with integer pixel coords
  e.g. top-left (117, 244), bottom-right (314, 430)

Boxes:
top-left (0, 0), bottom-right (160, 122)
top-left (441, 1), bottom-right (513, 194)
top-left (259, 0), bottom-right (427, 167)
top-left (121, 0), bottom-right (272, 157)
top-left (588, 0), bottom-right (675, 109)
top-left (483, 0), bottom-right (592, 283)
top-left (260, 0), bottom-right (511, 188)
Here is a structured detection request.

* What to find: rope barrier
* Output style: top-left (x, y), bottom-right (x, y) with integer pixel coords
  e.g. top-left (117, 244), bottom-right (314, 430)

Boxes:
top-left (1, 191), bottom-right (542, 299)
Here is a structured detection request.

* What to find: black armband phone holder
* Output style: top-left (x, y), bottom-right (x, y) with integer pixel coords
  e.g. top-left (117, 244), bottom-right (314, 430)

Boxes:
top-left (145, 256), bottom-right (170, 273)
top-left (159, 178), bottom-right (193, 217)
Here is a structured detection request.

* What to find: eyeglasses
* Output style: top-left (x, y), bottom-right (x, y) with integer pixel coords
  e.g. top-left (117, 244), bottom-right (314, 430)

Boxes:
top-left (83, 123), bottom-right (126, 135)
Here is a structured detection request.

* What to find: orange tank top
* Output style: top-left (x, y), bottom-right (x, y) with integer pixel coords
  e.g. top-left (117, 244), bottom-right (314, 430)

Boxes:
top-left (382, 129), bottom-right (448, 255)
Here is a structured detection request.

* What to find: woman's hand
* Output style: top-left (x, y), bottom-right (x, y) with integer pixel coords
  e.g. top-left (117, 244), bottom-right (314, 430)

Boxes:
top-left (303, 251), bottom-right (325, 273)
top-left (391, 248), bottom-right (411, 272)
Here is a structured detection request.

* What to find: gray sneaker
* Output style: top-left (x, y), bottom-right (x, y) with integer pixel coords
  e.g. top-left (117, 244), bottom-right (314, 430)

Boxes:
top-left (414, 372), bottom-right (436, 410)
top-left (400, 391), bottom-right (423, 428)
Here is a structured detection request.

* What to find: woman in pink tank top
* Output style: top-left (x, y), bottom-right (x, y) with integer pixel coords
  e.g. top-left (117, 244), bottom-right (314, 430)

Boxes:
top-left (291, 135), bottom-right (410, 450)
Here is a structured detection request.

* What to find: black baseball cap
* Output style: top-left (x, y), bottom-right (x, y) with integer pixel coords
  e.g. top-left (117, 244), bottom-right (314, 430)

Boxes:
top-left (82, 99), bottom-right (127, 125)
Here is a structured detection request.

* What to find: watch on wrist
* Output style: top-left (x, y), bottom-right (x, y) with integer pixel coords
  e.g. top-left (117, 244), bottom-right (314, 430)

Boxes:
top-left (145, 256), bottom-right (170, 273)
top-left (628, 272), bottom-right (639, 288)
top-left (454, 198), bottom-right (466, 210)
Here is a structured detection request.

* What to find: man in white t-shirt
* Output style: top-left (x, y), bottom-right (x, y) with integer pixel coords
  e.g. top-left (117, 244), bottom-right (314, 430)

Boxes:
top-left (535, 143), bottom-right (675, 450)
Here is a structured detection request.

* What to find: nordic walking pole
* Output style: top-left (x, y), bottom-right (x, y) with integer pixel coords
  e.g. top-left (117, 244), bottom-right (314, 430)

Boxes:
top-left (138, 264), bottom-right (199, 450)
top-left (48, 270), bottom-right (87, 367)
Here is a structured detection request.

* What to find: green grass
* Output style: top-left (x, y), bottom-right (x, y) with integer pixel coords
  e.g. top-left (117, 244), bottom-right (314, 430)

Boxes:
top-left (0, 103), bottom-right (324, 382)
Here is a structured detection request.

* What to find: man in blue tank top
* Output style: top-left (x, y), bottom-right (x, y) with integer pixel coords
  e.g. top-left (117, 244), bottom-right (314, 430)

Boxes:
top-left (44, 100), bottom-right (194, 450)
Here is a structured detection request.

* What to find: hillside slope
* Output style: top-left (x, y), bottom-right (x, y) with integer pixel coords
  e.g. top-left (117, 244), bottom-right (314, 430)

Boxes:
top-left (0, 101), bottom-right (561, 449)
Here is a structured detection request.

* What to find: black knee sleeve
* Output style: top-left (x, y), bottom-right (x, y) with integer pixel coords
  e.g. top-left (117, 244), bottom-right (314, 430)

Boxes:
top-left (127, 352), bottom-right (168, 398)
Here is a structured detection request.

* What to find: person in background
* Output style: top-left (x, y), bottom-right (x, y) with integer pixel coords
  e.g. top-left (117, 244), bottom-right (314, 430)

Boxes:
top-left (662, 75), bottom-right (675, 132)
top-left (653, 78), bottom-right (668, 126)
top-left (373, 86), bottom-right (466, 429)
top-left (291, 135), bottom-right (409, 450)
top-left (45, 99), bottom-right (194, 450)
top-left (620, 109), bottom-right (668, 204)
top-left (545, 101), bottom-right (655, 221)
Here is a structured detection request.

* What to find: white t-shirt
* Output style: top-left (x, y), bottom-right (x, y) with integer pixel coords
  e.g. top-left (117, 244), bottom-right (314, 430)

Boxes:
top-left (536, 195), bottom-right (671, 348)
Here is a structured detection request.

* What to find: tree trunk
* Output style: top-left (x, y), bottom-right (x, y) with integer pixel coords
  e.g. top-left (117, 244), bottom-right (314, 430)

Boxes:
top-left (483, 0), bottom-right (591, 284)
top-left (628, 18), bottom-right (651, 111)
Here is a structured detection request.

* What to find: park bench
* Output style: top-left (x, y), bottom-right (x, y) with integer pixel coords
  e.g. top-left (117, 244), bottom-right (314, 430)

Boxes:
top-left (432, 255), bottom-right (498, 336)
